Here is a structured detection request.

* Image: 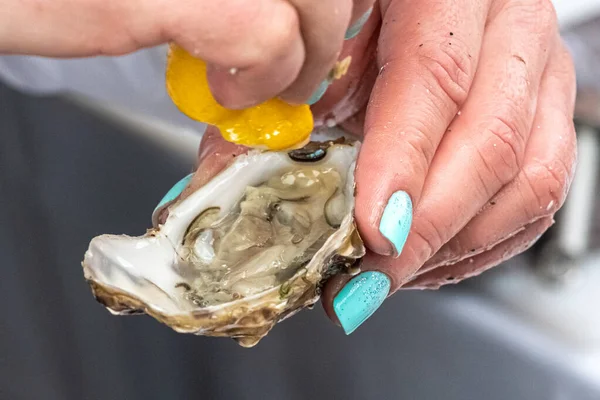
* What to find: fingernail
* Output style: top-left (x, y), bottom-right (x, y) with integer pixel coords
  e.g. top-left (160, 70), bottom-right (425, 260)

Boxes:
top-left (333, 271), bottom-right (391, 335)
top-left (345, 8), bottom-right (373, 40)
top-left (379, 191), bottom-right (413, 256)
top-left (307, 79), bottom-right (330, 105)
top-left (153, 173), bottom-right (194, 214)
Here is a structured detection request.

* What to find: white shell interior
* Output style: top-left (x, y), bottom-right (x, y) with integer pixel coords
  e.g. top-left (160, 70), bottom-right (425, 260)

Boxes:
top-left (83, 143), bottom-right (359, 316)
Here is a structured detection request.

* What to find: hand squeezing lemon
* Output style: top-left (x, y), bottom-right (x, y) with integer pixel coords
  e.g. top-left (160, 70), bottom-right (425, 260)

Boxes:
top-left (165, 44), bottom-right (314, 150)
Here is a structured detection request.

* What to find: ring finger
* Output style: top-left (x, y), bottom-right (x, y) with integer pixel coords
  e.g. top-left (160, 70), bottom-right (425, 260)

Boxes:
top-left (410, 39), bottom-right (577, 284)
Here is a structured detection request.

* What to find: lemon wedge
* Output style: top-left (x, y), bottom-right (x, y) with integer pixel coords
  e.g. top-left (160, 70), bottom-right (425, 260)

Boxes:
top-left (166, 44), bottom-right (313, 150)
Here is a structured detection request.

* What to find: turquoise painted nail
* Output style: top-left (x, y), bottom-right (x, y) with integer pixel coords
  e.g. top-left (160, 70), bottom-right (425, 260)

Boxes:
top-left (379, 191), bottom-right (413, 256)
top-left (333, 271), bottom-right (391, 335)
top-left (153, 173), bottom-right (194, 214)
top-left (345, 8), bottom-right (373, 40)
top-left (307, 79), bottom-right (330, 105)
top-left (306, 7), bottom-right (373, 105)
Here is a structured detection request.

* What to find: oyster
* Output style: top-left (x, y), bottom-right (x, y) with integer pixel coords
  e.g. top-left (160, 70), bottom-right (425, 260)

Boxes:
top-left (82, 140), bottom-right (364, 347)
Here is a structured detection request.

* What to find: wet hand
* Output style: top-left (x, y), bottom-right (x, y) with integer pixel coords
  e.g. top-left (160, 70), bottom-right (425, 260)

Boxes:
top-left (160, 0), bottom-right (577, 336)
top-left (162, 0), bottom-right (375, 109)
top-left (2, 0), bottom-right (374, 110)
top-left (318, 0), bottom-right (577, 334)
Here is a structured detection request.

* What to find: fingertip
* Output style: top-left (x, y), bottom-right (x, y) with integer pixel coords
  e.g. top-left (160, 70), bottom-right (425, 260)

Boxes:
top-left (322, 256), bottom-right (401, 334)
top-left (378, 190), bottom-right (413, 257)
top-left (278, 75), bottom-right (327, 106)
top-left (206, 65), bottom-right (262, 109)
top-left (321, 274), bottom-right (349, 327)
top-left (205, 33), bottom-right (305, 109)
top-left (330, 270), bottom-right (391, 335)
top-left (184, 126), bottom-right (248, 199)
top-left (354, 155), bottom-right (415, 257)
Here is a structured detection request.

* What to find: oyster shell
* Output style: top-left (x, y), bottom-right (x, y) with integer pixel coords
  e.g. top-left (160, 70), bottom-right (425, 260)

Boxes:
top-left (82, 140), bottom-right (365, 347)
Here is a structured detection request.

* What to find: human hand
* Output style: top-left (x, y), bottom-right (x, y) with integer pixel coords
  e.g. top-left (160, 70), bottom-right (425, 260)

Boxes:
top-left (154, 0), bottom-right (577, 335)
top-left (316, 0), bottom-right (577, 334)
top-left (1, 0), bottom-right (374, 110)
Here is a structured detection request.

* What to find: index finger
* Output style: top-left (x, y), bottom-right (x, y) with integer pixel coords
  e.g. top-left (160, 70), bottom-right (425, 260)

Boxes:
top-left (354, 0), bottom-right (487, 256)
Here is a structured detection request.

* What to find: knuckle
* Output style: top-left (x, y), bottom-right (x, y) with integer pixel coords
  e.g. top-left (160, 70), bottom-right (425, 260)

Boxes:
top-left (217, 2), bottom-right (300, 68)
top-left (475, 115), bottom-right (526, 192)
top-left (487, 113), bottom-right (527, 163)
top-left (524, 156), bottom-right (573, 216)
top-left (505, 0), bottom-right (557, 35)
top-left (444, 234), bottom-right (472, 262)
top-left (417, 40), bottom-right (474, 110)
top-left (262, 10), bottom-right (299, 55)
top-left (404, 128), bottom-right (437, 171)
top-left (371, 127), bottom-right (434, 179)
top-left (411, 215), bottom-right (448, 263)
top-left (533, 0), bottom-right (558, 29)
top-left (168, 1), bottom-right (301, 68)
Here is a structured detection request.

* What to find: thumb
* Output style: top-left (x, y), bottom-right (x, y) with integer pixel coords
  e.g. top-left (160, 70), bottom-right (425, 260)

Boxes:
top-left (152, 126), bottom-right (247, 225)
top-left (183, 126), bottom-right (248, 199)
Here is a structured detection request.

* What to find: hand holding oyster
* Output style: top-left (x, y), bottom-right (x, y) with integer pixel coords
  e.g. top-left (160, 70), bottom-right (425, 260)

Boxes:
top-left (82, 139), bottom-right (365, 347)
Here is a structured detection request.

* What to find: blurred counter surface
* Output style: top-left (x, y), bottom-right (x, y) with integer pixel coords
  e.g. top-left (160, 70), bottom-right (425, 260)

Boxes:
top-left (1, 1), bottom-right (600, 399)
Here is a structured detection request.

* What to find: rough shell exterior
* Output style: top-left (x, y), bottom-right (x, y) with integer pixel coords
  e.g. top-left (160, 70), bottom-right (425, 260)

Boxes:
top-left (82, 139), bottom-right (364, 347)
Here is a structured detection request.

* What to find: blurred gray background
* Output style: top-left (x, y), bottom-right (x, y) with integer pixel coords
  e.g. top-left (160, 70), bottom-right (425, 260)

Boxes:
top-left (1, 1), bottom-right (600, 399)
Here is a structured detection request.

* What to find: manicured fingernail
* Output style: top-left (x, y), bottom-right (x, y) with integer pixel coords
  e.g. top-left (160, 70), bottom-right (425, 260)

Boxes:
top-left (333, 271), bottom-right (391, 335)
top-left (379, 191), bottom-right (413, 256)
top-left (345, 8), bottom-right (373, 40)
top-left (307, 79), bottom-right (330, 105)
top-left (153, 173), bottom-right (194, 214)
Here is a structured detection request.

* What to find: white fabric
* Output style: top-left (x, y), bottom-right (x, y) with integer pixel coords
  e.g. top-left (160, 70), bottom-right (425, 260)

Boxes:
top-left (0, 45), bottom-right (200, 130)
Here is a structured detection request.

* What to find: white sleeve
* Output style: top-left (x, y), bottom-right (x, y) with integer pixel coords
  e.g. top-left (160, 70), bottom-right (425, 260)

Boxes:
top-left (0, 45), bottom-right (201, 129)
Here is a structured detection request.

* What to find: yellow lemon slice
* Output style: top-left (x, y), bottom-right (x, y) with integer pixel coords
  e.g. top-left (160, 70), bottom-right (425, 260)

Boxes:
top-left (166, 44), bottom-right (313, 150)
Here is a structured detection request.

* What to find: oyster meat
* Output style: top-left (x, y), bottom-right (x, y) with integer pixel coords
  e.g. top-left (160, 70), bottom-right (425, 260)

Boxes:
top-left (82, 140), bottom-right (365, 347)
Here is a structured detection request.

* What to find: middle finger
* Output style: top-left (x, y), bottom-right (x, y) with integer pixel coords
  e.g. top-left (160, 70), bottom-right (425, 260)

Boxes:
top-left (415, 39), bottom-right (577, 278)
top-left (363, 0), bottom-right (558, 287)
